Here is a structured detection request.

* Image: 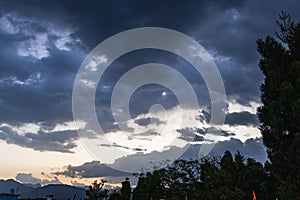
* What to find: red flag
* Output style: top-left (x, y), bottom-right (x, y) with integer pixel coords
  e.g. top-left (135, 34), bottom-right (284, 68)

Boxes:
top-left (252, 191), bottom-right (257, 200)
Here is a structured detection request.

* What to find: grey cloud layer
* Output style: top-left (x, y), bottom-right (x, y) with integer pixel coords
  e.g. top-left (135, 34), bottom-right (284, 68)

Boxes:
top-left (53, 161), bottom-right (131, 178)
top-left (0, 126), bottom-right (78, 153)
top-left (0, 0), bottom-right (299, 155)
top-left (225, 111), bottom-right (259, 126)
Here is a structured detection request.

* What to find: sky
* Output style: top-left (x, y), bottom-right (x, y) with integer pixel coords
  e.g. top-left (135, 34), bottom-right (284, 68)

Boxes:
top-left (0, 0), bottom-right (300, 187)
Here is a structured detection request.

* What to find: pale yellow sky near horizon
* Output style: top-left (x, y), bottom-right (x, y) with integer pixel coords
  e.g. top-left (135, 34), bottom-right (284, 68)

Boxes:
top-left (0, 140), bottom-right (93, 183)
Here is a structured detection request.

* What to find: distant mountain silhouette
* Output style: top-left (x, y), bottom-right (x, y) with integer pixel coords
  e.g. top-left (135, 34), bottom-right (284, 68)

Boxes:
top-left (0, 179), bottom-right (85, 200)
top-left (23, 183), bottom-right (41, 188)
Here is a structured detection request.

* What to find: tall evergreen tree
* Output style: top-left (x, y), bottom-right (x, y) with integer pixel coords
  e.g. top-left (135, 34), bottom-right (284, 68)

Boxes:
top-left (257, 11), bottom-right (300, 199)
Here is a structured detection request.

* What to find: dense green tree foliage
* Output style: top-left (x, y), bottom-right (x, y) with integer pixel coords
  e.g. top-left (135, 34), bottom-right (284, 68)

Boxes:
top-left (257, 12), bottom-right (300, 199)
top-left (133, 151), bottom-right (274, 200)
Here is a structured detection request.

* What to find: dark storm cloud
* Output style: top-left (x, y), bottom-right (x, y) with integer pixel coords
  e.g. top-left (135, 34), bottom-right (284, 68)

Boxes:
top-left (134, 117), bottom-right (151, 126)
top-left (53, 161), bottom-right (131, 178)
top-left (0, 0), bottom-right (246, 48)
top-left (0, 3), bottom-right (85, 126)
top-left (0, 126), bottom-right (78, 153)
top-left (190, 0), bottom-right (300, 104)
top-left (196, 110), bottom-right (210, 124)
top-left (134, 117), bottom-right (165, 127)
top-left (176, 126), bottom-right (236, 146)
top-left (225, 111), bottom-right (259, 126)
top-left (98, 143), bottom-right (147, 152)
top-left (0, 0), bottom-right (300, 154)
top-left (177, 128), bottom-right (205, 142)
top-left (220, 130), bottom-right (236, 137)
top-left (177, 127), bottom-right (236, 139)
